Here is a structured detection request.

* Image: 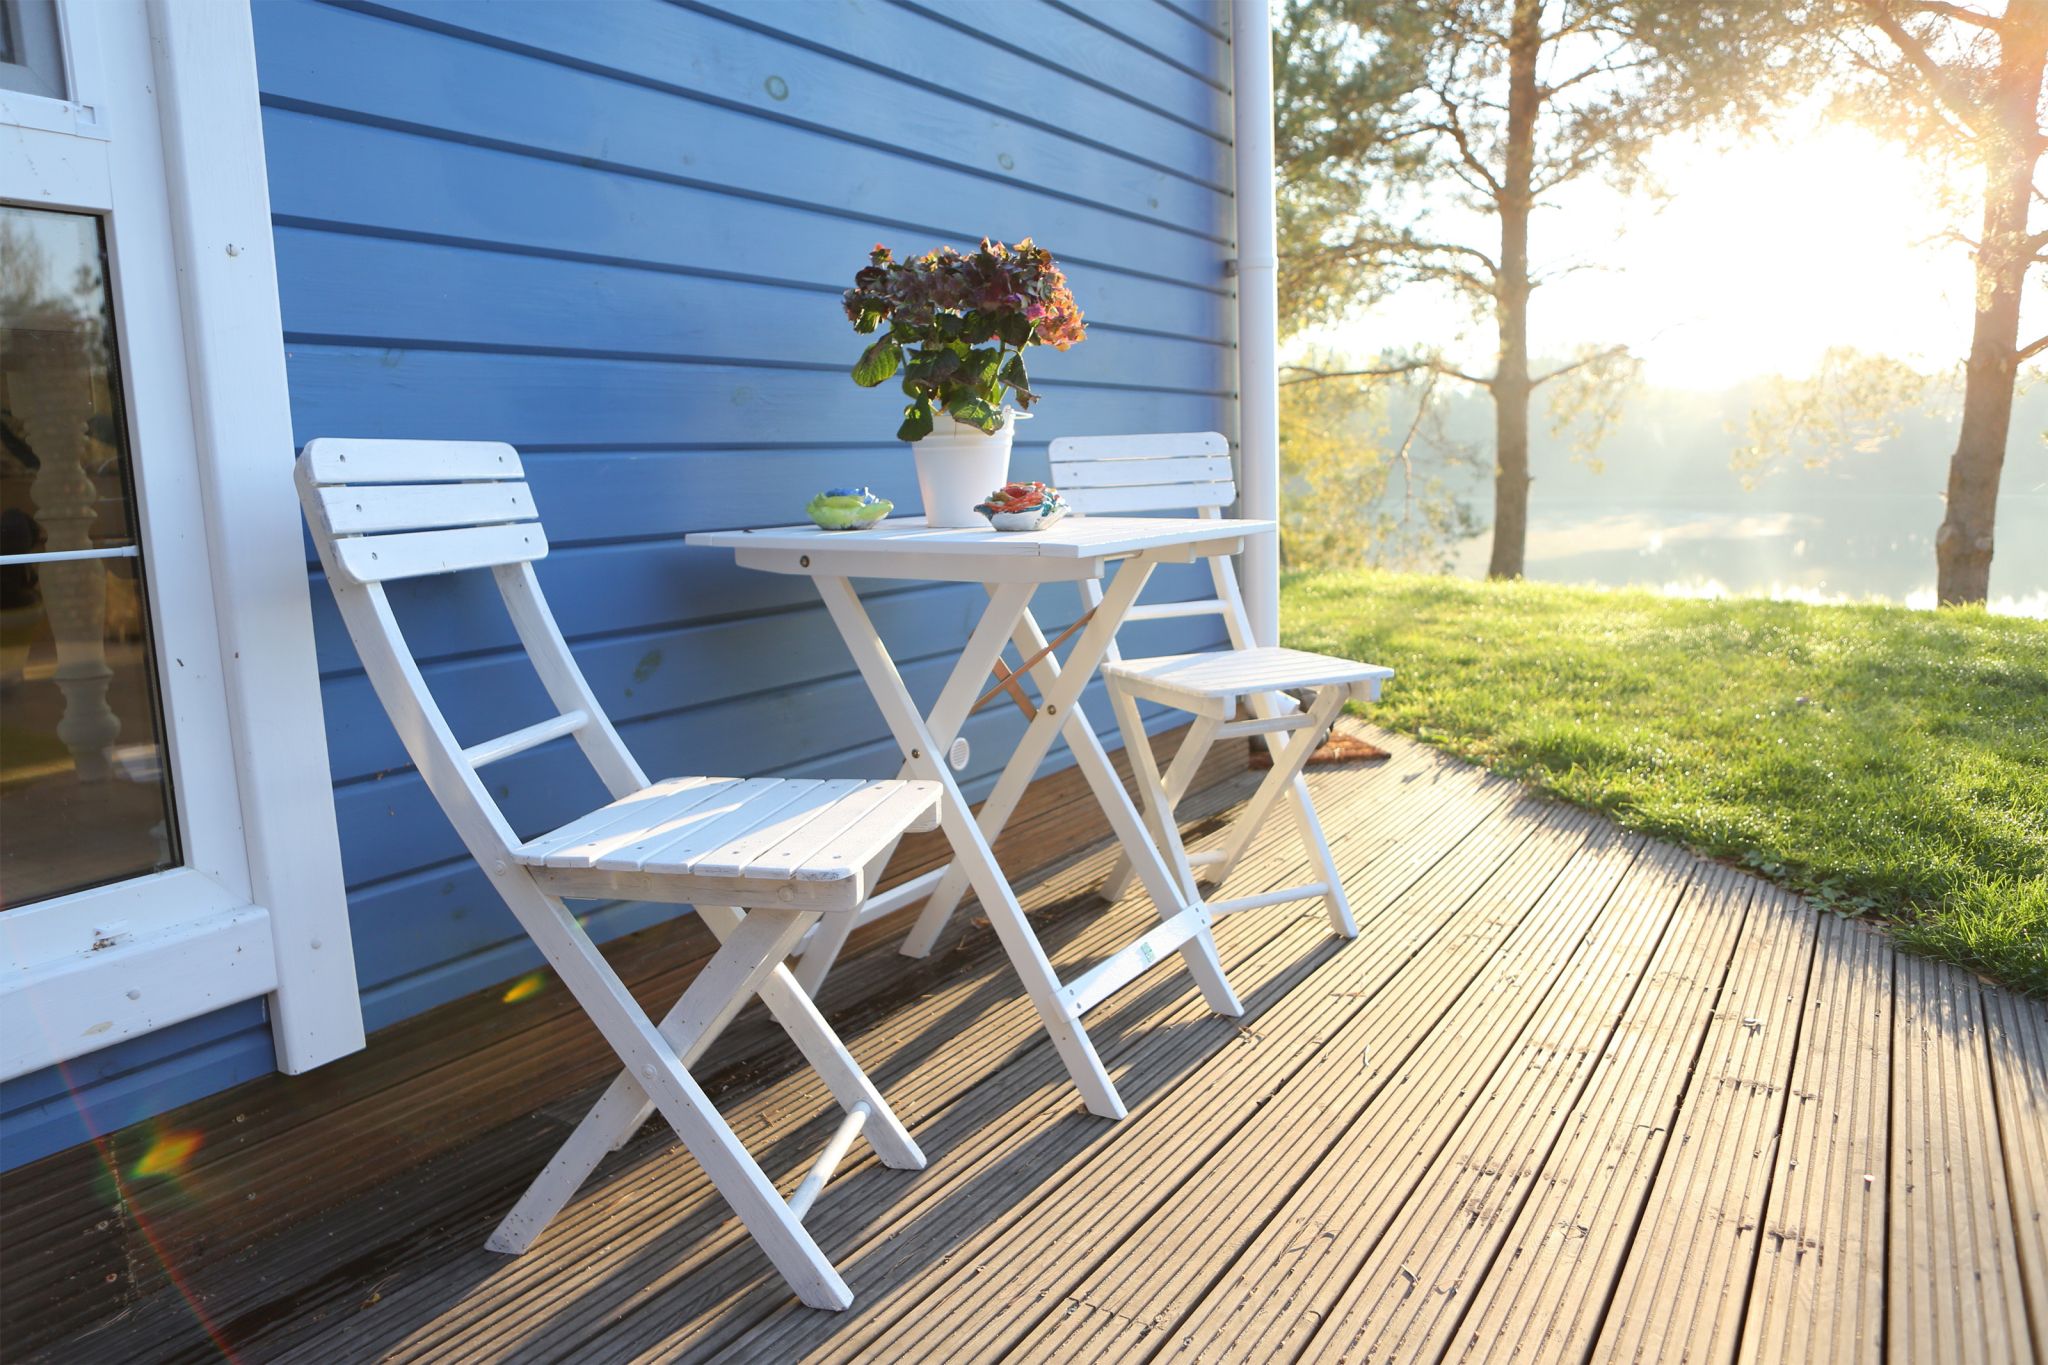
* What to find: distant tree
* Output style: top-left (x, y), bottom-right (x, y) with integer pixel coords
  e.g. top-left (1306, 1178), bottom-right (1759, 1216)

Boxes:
top-left (1273, 0), bottom-right (1781, 579)
top-left (1819, 0), bottom-right (2047, 605)
top-left (1278, 361), bottom-right (1484, 571)
top-left (1731, 347), bottom-right (1947, 489)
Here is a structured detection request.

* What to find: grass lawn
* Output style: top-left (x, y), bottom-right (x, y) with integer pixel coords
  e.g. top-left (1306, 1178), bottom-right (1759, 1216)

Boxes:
top-left (1282, 570), bottom-right (2048, 997)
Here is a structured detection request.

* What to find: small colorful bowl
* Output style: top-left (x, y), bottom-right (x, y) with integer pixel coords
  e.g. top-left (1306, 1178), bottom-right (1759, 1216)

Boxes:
top-left (975, 481), bottom-right (1070, 532)
top-left (805, 486), bottom-right (893, 531)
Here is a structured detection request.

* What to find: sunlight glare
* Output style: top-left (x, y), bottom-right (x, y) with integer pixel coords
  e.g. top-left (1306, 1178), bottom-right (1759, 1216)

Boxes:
top-left (1321, 114), bottom-right (1997, 390)
top-left (1584, 123), bottom-right (1979, 388)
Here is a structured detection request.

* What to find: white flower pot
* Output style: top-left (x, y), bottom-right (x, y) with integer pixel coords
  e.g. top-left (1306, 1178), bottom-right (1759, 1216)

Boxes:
top-left (911, 410), bottom-right (1022, 528)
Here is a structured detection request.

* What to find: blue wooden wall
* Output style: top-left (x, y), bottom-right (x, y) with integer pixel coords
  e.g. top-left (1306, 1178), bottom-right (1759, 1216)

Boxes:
top-left (0, 0), bottom-right (1238, 1166)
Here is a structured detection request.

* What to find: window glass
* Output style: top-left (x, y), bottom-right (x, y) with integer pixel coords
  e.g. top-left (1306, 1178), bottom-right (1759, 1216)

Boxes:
top-left (0, 0), bottom-right (67, 101)
top-left (0, 204), bottom-right (178, 907)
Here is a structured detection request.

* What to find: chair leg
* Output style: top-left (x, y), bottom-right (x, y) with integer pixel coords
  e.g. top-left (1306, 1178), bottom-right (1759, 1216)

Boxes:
top-left (1106, 687), bottom-right (1202, 904)
top-left (488, 898), bottom-right (911, 1310)
top-left (1285, 774), bottom-right (1356, 936)
top-left (1206, 686), bottom-right (1349, 910)
top-left (1106, 685), bottom-right (1242, 1017)
top-left (488, 906), bottom-right (815, 1241)
top-left (1101, 713), bottom-right (1221, 902)
top-left (792, 911), bottom-right (858, 997)
top-left (698, 911), bottom-right (924, 1174)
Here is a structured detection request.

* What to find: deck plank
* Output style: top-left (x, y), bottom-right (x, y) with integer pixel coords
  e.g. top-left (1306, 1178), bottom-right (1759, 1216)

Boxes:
top-left (875, 806), bottom-right (1622, 1365)
top-left (1982, 986), bottom-right (2048, 1365)
top-left (1736, 913), bottom-right (1895, 1365)
top-left (1282, 841), bottom-right (1710, 1365)
top-left (1889, 954), bottom-right (2032, 1365)
top-left (1440, 868), bottom-right (1771, 1364)
top-left (617, 747), bottom-right (1520, 1363)
top-left (1584, 882), bottom-right (1818, 1365)
top-left (31, 721), bottom-right (1253, 1363)
top-left (261, 733), bottom-right (1477, 1364)
top-left (16, 725), bottom-right (2044, 1365)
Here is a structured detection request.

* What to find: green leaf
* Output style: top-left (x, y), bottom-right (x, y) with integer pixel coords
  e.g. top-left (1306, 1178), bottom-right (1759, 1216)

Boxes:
top-left (999, 352), bottom-right (1028, 391)
top-left (852, 338), bottom-right (902, 387)
top-left (897, 398), bottom-right (935, 442)
top-left (946, 393), bottom-right (1001, 433)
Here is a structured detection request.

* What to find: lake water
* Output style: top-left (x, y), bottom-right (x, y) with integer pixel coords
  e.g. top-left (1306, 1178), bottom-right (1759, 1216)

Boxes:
top-left (1447, 491), bottom-right (2048, 617)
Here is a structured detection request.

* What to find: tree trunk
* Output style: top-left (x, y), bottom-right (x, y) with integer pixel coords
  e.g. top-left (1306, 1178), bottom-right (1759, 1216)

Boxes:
top-left (1936, 1), bottom-right (2046, 605)
top-left (1486, 0), bottom-right (1541, 580)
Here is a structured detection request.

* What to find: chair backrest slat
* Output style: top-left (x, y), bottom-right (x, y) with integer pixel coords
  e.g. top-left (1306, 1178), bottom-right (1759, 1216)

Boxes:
top-left (300, 437), bottom-right (524, 484)
top-left (316, 481), bottom-right (539, 535)
top-left (1054, 454), bottom-right (1233, 489)
top-left (1054, 431), bottom-right (1256, 662)
top-left (1049, 432), bottom-right (1236, 516)
top-left (296, 440), bottom-right (649, 871)
top-left (302, 438), bottom-right (548, 588)
top-left (1054, 481), bottom-right (1234, 514)
top-left (331, 521), bottom-right (548, 584)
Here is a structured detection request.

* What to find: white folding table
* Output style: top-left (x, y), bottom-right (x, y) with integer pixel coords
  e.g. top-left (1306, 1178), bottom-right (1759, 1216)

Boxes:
top-left (685, 515), bottom-right (1273, 1119)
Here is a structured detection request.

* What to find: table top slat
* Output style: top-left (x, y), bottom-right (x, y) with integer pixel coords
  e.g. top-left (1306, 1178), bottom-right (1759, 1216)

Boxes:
top-left (686, 515), bottom-right (1270, 564)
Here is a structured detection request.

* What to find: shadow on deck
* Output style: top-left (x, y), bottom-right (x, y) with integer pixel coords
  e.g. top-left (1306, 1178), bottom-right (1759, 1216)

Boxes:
top-left (9, 725), bottom-right (2045, 1364)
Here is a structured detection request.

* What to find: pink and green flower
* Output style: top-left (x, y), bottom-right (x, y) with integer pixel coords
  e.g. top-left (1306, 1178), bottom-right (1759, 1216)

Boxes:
top-left (845, 238), bottom-right (1087, 440)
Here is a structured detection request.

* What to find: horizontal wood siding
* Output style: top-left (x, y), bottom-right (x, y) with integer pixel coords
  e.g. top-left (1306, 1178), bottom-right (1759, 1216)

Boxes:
top-left (0, 0), bottom-right (1236, 1165)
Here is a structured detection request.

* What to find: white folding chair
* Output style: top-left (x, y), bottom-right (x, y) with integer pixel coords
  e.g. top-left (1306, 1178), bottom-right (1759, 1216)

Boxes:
top-left (297, 438), bottom-right (936, 1311)
top-left (1050, 432), bottom-right (1393, 936)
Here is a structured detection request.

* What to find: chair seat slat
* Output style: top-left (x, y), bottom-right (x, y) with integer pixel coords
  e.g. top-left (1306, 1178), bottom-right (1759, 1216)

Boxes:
top-left (688, 779), bottom-right (871, 879)
top-left (773, 782), bottom-right (942, 883)
top-left (318, 482), bottom-right (538, 535)
top-left (735, 781), bottom-right (906, 881)
top-left (517, 776), bottom-right (733, 861)
top-left (545, 778), bottom-right (785, 871)
top-left (587, 779), bottom-right (827, 875)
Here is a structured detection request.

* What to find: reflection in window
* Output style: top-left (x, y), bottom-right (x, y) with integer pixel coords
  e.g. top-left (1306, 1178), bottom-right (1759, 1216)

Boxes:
top-left (0, 1), bottom-right (67, 101)
top-left (1, 204), bottom-right (178, 908)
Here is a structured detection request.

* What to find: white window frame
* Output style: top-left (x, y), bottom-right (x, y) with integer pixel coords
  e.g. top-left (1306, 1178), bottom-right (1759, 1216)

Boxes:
top-left (0, 0), bottom-right (362, 1079)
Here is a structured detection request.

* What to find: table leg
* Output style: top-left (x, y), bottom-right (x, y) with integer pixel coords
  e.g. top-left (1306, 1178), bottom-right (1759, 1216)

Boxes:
top-left (791, 581), bottom-right (1036, 992)
top-left (994, 605), bottom-right (1240, 1017)
top-left (901, 563), bottom-right (1240, 1017)
top-left (903, 560), bottom-right (1155, 953)
top-left (812, 574), bottom-right (1130, 1119)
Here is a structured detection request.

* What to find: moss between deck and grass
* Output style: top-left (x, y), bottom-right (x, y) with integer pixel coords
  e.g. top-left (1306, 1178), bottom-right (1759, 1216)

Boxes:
top-left (1282, 570), bottom-right (2048, 996)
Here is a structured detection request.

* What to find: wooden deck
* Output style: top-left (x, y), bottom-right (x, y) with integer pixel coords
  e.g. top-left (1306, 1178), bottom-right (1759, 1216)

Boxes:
top-left (15, 724), bottom-right (2045, 1364)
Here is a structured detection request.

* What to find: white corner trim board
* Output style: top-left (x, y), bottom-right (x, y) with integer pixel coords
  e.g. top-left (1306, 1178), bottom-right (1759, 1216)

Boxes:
top-left (145, 0), bottom-right (362, 1072)
top-left (0, 0), bottom-right (362, 1081)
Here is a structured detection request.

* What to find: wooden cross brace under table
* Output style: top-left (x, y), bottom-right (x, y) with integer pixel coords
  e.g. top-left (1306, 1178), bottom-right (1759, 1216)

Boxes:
top-left (804, 553), bottom-right (1242, 1121)
top-left (972, 606), bottom-right (1096, 720)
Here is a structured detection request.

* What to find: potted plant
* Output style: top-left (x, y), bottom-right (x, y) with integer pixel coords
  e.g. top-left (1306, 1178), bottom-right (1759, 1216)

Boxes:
top-left (845, 238), bottom-right (1086, 527)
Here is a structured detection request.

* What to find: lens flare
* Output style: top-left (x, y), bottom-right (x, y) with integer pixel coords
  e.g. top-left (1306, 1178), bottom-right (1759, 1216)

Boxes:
top-left (50, 1056), bottom-right (241, 1360)
top-left (131, 1127), bottom-right (204, 1180)
top-left (501, 972), bottom-right (546, 1004)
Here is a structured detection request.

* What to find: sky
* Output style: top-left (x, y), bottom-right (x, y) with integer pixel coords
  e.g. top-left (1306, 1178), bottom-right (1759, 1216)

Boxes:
top-left (1313, 111), bottom-right (2032, 391)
